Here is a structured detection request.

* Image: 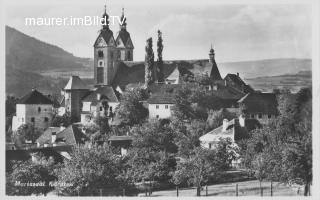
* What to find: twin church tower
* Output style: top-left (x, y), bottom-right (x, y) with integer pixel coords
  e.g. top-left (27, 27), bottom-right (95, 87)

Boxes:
top-left (93, 6), bottom-right (134, 85)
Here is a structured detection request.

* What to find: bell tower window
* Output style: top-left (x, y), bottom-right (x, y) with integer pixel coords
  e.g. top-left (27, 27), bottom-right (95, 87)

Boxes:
top-left (98, 60), bottom-right (104, 67)
top-left (98, 50), bottom-right (104, 58)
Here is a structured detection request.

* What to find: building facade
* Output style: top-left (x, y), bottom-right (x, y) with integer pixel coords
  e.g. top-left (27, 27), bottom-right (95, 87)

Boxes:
top-left (12, 89), bottom-right (54, 131)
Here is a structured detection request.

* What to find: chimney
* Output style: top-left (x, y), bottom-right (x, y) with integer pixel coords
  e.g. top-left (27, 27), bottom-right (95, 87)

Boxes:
top-left (97, 93), bottom-right (101, 100)
top-left (237, 72), bottom-right (239, 77)
top-left (239, 114), bottom-right (245, 127)
top-left (222, 119), bottom-right (228, 132)
top-left (51, 132), bottom-right (57, 143)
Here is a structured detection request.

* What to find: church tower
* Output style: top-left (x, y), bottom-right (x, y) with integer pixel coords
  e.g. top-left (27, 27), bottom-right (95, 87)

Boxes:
top-left (115, 8), bottom-right (134, 61)
top-left (209, 45), bottom-right (222, 81)
top-left (93, 5), bottom-right (117, 85)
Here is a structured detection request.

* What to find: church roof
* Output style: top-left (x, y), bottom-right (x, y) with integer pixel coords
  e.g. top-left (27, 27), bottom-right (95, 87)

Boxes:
top-left (81, 85), bottom-right (119, 104)
top-left (94, 29), bottom-right (114, 47)
top-left (116, 29), bottom-right (132, 47)
top-left (18, 89), bottom-right (53, 105)
top-left (112, 59), bottom-right (221, 87)
top-left (64, 76), bottom-right (89, 90)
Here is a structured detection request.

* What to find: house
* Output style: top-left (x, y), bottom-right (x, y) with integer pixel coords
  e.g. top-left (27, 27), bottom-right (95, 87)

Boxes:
top-left (61, 75), bottom-right (91, 121)
top-left (36, 124), bottom-right (89, 148)
top-left (80, 85), bottom-right (120, 124)
top-left (12, 89), bottom-right (54, 131)
top-left (108, 135), bottom-right (133, 156)
top-left (200, 115), bottom-right (261, 149)
top-left (237, 92), bottom-right (278, 124)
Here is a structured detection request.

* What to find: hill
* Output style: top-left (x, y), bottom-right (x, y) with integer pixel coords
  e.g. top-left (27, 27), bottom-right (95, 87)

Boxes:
top-left (245, 70), bottom-right (312, 92)
top-left (5, 26), bottom-right (92, 73)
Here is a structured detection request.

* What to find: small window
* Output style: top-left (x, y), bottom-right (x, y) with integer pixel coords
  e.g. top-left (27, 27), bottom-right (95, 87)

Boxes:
top-left (268, 114), bottom-right (272, 119)
top-left (38, 107), bottom-right (41, 113)
top-left (127, 51), bottom-right (131, 60)
top-left (165, 105), bottom-right (169, 109)
top-left (156, 105), bottom-right (159, 109)
top-left (250, 114), bottom-right (255, 118)
top-left (100, 107), bottom-right (103, 111)
top-left (156, 115), bottom-right (159, 119)
top-left (258, 113), bottom-right (262, 119)
top-left (209, 143), bottom-right (212, 149)
top-left (31, 117), bottom-right (35, 122)
top-left (98, 50), bottom-right (104, 58)
top-left (99, 61), bottom-right (103, 67)
top-left (44, 117), bottom-right (49, 122)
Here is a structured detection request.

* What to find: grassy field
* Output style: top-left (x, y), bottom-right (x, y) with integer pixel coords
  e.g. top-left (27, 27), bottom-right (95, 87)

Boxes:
top-left (139, 180), bottom-right (302, 197)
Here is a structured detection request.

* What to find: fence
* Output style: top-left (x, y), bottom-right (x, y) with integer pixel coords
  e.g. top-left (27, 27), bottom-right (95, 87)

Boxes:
top-left (139, 180), bottom-right (304, 197)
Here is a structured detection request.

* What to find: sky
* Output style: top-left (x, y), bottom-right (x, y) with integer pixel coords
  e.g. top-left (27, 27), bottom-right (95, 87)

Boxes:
top-left (4, 0), bottom-right (312, 62)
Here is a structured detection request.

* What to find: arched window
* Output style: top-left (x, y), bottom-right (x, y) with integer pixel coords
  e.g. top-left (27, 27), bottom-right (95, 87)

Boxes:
top-left (38, 107), bottom-right (41, 113)
top-left (98, 50), bottom-right (104, 58)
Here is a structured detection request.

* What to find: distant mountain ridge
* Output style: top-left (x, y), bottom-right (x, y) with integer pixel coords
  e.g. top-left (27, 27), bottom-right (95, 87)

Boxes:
top-left (5, 26), bottom-right (91, 72)
top-left (5, 25), bottom-right (312, 96)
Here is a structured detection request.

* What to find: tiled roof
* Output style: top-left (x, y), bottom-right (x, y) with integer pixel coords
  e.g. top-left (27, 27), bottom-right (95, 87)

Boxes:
top-left (200, 118), bottom-right (261, 143)
top-left (18, 89), bottom-right (53, 104)
top-left (64, 76), bottom-right (89, 90)
top-left (147, 83), bottom-right (186, 104)
top-left (224, 74), bottom-right (254, 93)
top-left (237, 93), bottom-right (278, 115)
top-left (81, 85), bottom-right (119, 104)
top-left (36, 125), bottom-right (89, 146)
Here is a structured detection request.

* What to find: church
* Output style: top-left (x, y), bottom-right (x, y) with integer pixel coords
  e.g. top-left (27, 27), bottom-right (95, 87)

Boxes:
top-left (58, 5), bottom-right (254, 124)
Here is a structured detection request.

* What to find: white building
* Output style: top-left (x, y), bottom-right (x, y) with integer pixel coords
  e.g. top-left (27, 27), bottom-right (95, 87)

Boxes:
top-left (147, 93), bottom-right (175, 119)
top-left (80, 85), bottom-right (120, 124)
top-left (12, 89), bottom-right (54, 131)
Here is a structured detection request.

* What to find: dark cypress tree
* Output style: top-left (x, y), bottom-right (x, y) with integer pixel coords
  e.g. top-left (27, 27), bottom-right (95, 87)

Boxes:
top-left (145, 37), bottom-right (154, 87)
top-left (157, 30), bottom-right (164, 83)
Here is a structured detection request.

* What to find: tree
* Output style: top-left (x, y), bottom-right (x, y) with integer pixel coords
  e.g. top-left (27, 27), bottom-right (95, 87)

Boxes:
top-left (172, 147), bottom-right (218, 196)
top-left (55, 144), bottom-right (138, 196)
top-left (13, 124), bottom-right (43, 144)
top-left (157, 30), bottom-right (164, 82)
top-left (144, 37), bottom-right (155, 86)
top-left (239, 87), bottom-right (312, 196)
top-left (116, 88), bottom-right (149, 126)
top-left (6, 95), bottom-right (18, 131)
top-left (172, 84), bottom-right (224, 120)
top-left (206, 108), bottom-right (236, 130)
top-left (6, 154), bottom-right (57, 196)
top-left (51, 112), bottom-right (72, 127)
top-left (172, 119), bottom-right (206, 157)
top-left (94, 115), bottom-right (110, 135)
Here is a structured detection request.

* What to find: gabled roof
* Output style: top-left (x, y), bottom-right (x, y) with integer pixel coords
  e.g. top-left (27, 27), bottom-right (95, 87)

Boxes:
top-left (94, 29), bottom-right (114, 47)
top-left (237, 93), bottom-right (278, 115)
top-left (18, 89), bottom-right (53, 105)
top-left (81, 85), bottom-right (119, 105)
top-left (36, 125), bottom-right (89, 146)
top-left (200, 118), bottom-right (261, 143)
top-left (64, 76), bottom-right (89, 90)
top-left (116, 29), bottom-right (133, 48)
top-left (147, 83), bottom-right (190, 104)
